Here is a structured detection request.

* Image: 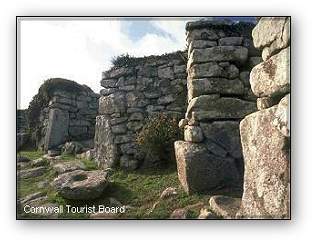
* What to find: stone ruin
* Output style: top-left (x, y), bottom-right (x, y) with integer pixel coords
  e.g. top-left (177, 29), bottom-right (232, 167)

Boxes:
top-left (27, 78), bottom-right (99, 153)
top-left (174, 20), bottom-right (262, 194)
top-left (17, 109), bottom-right (29, 150)
top-left (94, 52), bottom-right (187, 169)
top-left (237, 17), bottom-right (290, 219)
top-left (17, 18), bottom-right (290, 219)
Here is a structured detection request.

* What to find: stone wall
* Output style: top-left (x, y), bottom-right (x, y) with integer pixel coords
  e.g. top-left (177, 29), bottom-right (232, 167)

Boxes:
top-left (32, 78), bottom-right (99, 152)
top-left (95, 51), bottom-right (187, 169)
top-left (17, 109), bottom-right (29, 150)
top-left (237, 17), bottom-right (290, 219)
top-left (174, 20), bottom-right (262, 194)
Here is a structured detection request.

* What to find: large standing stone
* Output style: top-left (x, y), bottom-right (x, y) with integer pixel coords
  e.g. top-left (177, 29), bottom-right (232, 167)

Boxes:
top-left (237, 106), bottom-right (290, 219)
top-left (174, 141), bottom-right (240, 194)
top-left (250, 47), bottom-right (290, 97)
top-left (94, 116), bottom-right (118, 168)
top-left (186, 95), bottom-right (256, 121)
top-left (44, 108), bottom-right (69, 151)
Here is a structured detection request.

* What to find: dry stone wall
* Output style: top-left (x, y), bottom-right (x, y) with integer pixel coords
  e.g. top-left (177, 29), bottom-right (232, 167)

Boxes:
top-left (237, 17), bottom-right (290, 219)
top-left (17, 109), bottom-right (29, 150)
top-left (95, 52), bottom-right (188, 169)
top-left (34, 79), bottom-right (99, 152)
top-left (174, 20), bottom-right (262, 194)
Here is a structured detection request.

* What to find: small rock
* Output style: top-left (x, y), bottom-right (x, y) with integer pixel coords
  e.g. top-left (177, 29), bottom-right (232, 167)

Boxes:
top-left (62, 141), bottom-right (84, 155)
top-left (209, 195), bottom-right (241, 219)
top-left (89, 212), bottom-right (118, 219)
top-left (178, 119), bottom-right (188, 129)
top-left (20, 192), bottom-right (47, 205)
top-left (31, 158), bottom-right (47, 167)
top-left (17, 156), bottom-right (31, 163)
top-left (53, 161), bottom-right (86, 174)
top-left (160, 187), bottom-right (177, 199)
top-left (198, 207), bottom-right (217, 219)
top-left (37, 180), bottom-right (49, 189)
top-left (109, 197), bottom-right (123, 207)
top-left (18, 166), bottom-right (46, 179)
top-left (48, 150), bottom-right (61, 157)
top-left (170, 208), bottom-right (187, 219)
top-left (184, 125), bottom-right (203, 142)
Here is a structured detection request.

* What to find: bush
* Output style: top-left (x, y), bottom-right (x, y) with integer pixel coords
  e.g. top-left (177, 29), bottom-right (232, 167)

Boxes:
top-left (111, 53), bottom-right (135, 68)
top-left (136, 114), bottom-right (182, 164)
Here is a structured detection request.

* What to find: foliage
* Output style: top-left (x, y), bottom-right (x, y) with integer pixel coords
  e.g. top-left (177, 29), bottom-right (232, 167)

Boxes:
top-left (110, 51), bottom-right (187, 69)
top-left (135, 114), bottom-right (182, 163)
top-left (111, 53), bottom-right (135, 68)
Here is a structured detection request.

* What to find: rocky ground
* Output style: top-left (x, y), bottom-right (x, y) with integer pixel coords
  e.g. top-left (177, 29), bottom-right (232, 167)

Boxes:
top-left (17, 149), bottom-right (242, 219)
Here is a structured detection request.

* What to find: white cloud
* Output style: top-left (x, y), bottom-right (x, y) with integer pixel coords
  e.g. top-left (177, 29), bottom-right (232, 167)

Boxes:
top-left (19, 18), bottom-right (191, 109)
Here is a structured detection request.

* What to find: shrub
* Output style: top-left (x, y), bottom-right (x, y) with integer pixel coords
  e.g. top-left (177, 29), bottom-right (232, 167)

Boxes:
top-left (111, 53), bottom-right (135, 68)
top-left (135, 114), bottom-right (182, 164)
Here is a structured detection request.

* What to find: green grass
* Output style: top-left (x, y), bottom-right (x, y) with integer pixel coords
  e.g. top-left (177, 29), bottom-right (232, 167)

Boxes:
top-left (18, 150), bottom-right (44, 160)
top-left (17, 149), bottom-right (225, 219)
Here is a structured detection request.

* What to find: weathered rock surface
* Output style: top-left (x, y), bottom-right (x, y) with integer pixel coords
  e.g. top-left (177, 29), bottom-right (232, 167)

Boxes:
top-left (120, 155), bottom-right (139, 170)
top-left (273, 94), bottom-right (290, 137)
top-left (238, 106), bottom-right (290, 218)
top-left (209, 195), bottom-right (241, 219)
top-left (184, 125), bottom-right (203, 143)
top-left (94, 116), bottom-right (118, 168)
top-left (98, 93), bottom-right (126, 115)
top-left (252, 17), bottom-right (290, 60)
top-left (188, 62), bottom-right (239, 79)
top-left (200, 121), bottom-right (242, 159)
top-left (31, 158), bottom-right (47, 167)
top-left (257, 96), bottom-right (280, 110)
top-left (186, 95), bottom-right (256, 121)
top-left (250, 47), bottom-right (290, 97)
top-left (198, 207), bottom-right (217, 219)
top-left (170, 208), bottom-right (188, 219)
top-left (52, 170), bottom-right (108, 200)
top-left (188, 46), bottom-right (248, 68)
top-left (62, 141), bottom-right (84, 155)
top-left (174, 141), bottom-right (240, 194)
top-left (53, 161), bottom-right (86, 174)
top-left (187, 77), bottom-right (244, 100)
top-left (17, 156), bottom-right (31, 163)
top-left (18, 166), bottom-right (46, 179)
top-left (44, 108), bottom-right (69, 151)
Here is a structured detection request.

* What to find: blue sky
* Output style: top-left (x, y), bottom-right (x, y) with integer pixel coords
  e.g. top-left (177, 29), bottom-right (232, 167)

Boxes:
top-left (19, 17), bottom-right (255, 109)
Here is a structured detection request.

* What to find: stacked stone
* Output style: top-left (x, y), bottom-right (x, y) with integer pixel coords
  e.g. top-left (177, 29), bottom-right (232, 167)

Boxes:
top-left (17, 109), bottom-right (29, 150)
top-left (37, 79), bottom-right (99, 151)
top-left (175, 20), bottom-right (261, 194)
top-left (237, 17), bottom-right (290, 219)
top-left (95, 51), bottom-right (187, 170)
